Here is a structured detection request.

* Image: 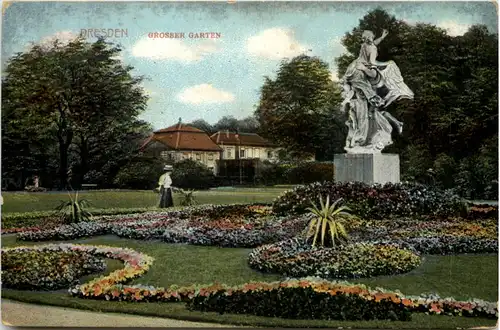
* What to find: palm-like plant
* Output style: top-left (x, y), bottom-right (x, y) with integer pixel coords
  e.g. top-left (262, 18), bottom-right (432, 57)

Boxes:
top-left (305, 195), bottom-right (352, 247)
top-left (175, 188), bottom-right (198, 206)
top-left (55, 191), bottom-right (92, 224)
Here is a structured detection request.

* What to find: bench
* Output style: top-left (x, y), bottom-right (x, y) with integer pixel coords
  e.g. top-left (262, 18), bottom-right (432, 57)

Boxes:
top-left (81, 184), bottom-right (98, 190)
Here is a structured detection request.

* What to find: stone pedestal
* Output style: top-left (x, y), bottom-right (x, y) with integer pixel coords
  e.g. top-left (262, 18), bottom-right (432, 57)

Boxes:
top-left (334, 153), bottom-right (400, 185)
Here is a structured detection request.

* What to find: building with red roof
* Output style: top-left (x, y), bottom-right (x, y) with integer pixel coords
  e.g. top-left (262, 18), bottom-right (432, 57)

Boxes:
top-left (140, 119), bottom-right (280, 173)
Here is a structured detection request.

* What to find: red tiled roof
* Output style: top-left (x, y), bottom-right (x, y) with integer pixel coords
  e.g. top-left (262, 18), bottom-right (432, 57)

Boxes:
top-left (154, 123), bottom-right (204, 134)
top-left (210, 131), bottom-right (278, 147)
top-left (140, 123), bottom-right (222, 152)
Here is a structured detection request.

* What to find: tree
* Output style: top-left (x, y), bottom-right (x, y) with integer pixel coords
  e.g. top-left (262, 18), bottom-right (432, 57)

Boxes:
top-left (213, 116), bottom-right (240, 132)
top-left (255, 55), bottom-right (343, 160)
top-left (2, 36), bottom-right (148, 189)
top-left (187, 119), bottom-right (214, 134)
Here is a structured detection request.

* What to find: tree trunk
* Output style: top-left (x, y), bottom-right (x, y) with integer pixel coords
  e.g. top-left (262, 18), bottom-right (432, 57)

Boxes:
top-left (57, 131), bottom-right (73, 190)
top-left (79, 138), bottom-right (89, 187)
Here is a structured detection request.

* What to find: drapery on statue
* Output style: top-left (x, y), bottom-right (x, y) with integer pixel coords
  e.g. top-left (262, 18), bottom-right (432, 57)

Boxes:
top-left (339, 29), bottom-right (414, 153)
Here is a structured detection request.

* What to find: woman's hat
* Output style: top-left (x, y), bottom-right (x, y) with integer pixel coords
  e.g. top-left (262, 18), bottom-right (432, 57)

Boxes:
top-left (164, 165), bottom-right (173, 171)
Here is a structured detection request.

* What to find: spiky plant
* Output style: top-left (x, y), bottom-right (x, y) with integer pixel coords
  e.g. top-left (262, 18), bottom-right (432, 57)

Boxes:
top-left (55, 191), bottom-right (92, 224)
top-left (305, 195), bottom-right (352, 247)
top-left (175, 188), bottom-right (198, 206)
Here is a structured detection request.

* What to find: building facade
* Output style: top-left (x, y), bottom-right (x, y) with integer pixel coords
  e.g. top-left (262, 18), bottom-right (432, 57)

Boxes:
top-left (139, 122), bottom-right (222, 173)
top-left (210, 131), bottom-right (279, 161)
top-left (140, 122), bottom-right (280, 173)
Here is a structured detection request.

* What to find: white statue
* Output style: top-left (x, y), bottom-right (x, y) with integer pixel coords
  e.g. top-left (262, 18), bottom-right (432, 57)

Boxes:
top-left (340, 29), bottom-right (414, 153)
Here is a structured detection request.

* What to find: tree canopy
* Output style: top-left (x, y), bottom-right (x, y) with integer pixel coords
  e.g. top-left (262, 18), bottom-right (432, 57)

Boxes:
top-left (2, 37), bottom-right (150, 189)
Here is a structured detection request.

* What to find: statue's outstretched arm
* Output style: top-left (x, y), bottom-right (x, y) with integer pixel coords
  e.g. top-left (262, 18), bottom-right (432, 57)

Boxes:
top-left (374, 29), bottom-right (389, 46)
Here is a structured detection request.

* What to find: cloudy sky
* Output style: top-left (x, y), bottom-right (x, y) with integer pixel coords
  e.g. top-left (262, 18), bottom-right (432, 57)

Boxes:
top-left (2, 1), bottom-right (497, 130)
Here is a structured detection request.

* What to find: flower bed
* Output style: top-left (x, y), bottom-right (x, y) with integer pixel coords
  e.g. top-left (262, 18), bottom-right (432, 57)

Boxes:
top-left (272, 181), bottom-right (465, 219)
top-left (186, 279), bottom-right (412, 321)
top-left (3, 245), bottom-right (496, 321)
top-left (248, 239), bottom-right (421, 279)
top-left (17, 222), bottom-right (112, 241)
top-left (185, 279), bottom-right (498, 320)
top-left (2, 245), bottom-right (106, 290)
top-left (112, 215), bottom-right (309, 248)
top-left (351, 218), bottom-right (498, 254)
top-left (16, 203), bottom-right (310, 248)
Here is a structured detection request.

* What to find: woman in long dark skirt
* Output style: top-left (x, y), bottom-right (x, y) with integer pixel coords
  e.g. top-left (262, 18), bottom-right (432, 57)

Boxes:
top-left (158, 165), bottom-right (174, 208)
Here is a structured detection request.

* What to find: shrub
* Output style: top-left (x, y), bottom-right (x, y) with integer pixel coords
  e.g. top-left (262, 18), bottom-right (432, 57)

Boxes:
top-left (2, 247), bottom-right (106, 290)
top-left (113, 156), bottom-right (165, 190)
top-left (248, 239), bottom-right (421, 279)
top-left (285, 162), bottom-right (335, 184)
top-left (256, 161), bottom-right (335, 186)
top-left (255, 161), bottom-right (287, 186)
top-left (272, 181), bottom-right (466, 219)
top-left (186, 279), bottom-right (412, 321)
top-left (171, 159), bottom-right (215, 190)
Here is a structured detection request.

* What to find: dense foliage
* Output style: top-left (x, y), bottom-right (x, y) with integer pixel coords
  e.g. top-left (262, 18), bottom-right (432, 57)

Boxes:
top-left (2, 247), bottom-right (105, 290)
top-left (256, 161), bottom-right (335, 185)
top-left (272, 181), bottom-right (466, 219)
top-left (171, 159), bottom-right (216, 190)
top-left (113, 157), bottom-right (165, 190)
top-left (2, 36), bottom-right (150, 190)
top-left (255, 55), bottom-right (344, 161)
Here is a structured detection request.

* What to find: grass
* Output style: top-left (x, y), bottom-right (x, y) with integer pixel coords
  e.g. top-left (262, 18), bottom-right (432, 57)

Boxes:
top-left (2, 235), bottom-right (498, 328)
top-left (1, 187), bottom-right (290, 213)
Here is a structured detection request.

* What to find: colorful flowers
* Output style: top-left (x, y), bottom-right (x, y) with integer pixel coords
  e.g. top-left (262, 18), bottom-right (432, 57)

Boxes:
top-left (2, 245), bottom-right (106, 290)
top-left (248, 238), bottom-right (422, 279)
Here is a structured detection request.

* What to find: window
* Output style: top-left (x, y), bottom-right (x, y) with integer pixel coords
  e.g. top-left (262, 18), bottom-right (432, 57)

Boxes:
top-left (208, 153), bottom-right (214, 161)
top-left (227, 149), bottom-right (232, 158)
top-left (240, 149), bottom-right (245, 158)
top-left (196, 153), bottom-right (202, 160)
top-left (268, 151), bottom-right (273, 158)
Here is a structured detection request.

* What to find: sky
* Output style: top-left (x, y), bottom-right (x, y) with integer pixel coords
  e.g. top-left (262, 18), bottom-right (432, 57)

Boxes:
top-left (2, 1), bottom-right (498, 130)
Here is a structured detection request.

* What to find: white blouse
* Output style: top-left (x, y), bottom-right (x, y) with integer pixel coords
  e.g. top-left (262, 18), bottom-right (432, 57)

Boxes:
top-left (163, 174), bottom-right (172, 188)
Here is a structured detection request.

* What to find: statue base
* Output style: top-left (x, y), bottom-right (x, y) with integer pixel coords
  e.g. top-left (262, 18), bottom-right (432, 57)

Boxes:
top-left (334, 153), bottom-right (400, 185)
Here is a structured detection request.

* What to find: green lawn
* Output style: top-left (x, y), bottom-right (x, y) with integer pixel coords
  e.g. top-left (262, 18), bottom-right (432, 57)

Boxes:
top-left (1, 187), bottom-right (290, 213)
top-left (2, 235), bottom-right (497, 328)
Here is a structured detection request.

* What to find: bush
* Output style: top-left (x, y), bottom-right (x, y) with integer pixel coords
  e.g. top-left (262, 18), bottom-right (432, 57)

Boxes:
top-left (249, 239), bottom-right (421, 279)
top-left (2, 247), bottom-right (105, 290)
top-left (256, 161), bottom-right (335, 186)
top-left (272, 181), bottom-right (466, 219)
top-left (113, 157), bottom-right (165, 190)
top-left (171, 159), bottom-right (215, 190)
top-left (186, 279), bottom-right (412, 321)
top-left (255, 161), bottom-right (287, 186)
top-left (285, 162), bottom-right (335, 184)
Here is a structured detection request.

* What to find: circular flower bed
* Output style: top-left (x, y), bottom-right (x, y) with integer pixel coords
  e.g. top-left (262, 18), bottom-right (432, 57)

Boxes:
top-left (248, 239), bottom-right (421, 279)
top-left (2, 245), bottom-right (106, 290)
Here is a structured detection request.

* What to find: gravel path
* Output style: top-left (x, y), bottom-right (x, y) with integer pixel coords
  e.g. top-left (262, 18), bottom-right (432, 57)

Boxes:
top-left (1, 300), bottom-right (239, 327)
